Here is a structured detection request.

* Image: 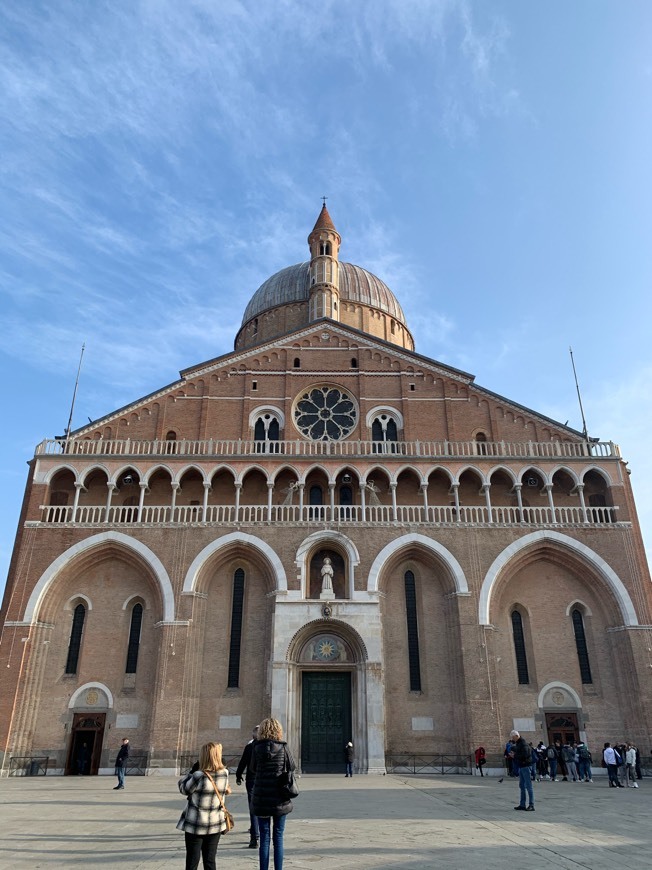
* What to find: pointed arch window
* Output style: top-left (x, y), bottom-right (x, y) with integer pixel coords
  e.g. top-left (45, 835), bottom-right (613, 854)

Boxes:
top-left (65, 603), bottom-right (86, 674)
top-left (372, 414), bottom-right (399, 453)
top-left (572, 609), bottom-right (593, 684)
top-left (254, 412), bottom-right (281, 453)
top-left (404, 570), bottom-right (422, 691)
top-left (125, 603), bottom-right (143, 674)
top-left (227, 569), bottom-right (245, 688)
top-left (511, 610), bottom-right (529, 684)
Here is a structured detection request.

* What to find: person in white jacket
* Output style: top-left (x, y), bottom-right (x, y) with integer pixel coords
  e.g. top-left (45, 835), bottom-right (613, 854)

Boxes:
top-left (625, 743), bottom-right (639, 788)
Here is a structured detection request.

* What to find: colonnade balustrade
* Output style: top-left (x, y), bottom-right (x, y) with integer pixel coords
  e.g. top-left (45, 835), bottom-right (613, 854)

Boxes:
top-left (35, 437), bottom-right (620, 460)
top-left (39, 501), bottom-right (620, 527)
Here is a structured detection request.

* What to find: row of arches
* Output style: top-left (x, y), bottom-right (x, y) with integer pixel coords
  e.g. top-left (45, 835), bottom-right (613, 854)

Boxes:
top-left (45, 464), bottom-right (616, 527)
top-left (18, 530), bottom-right (638, 628)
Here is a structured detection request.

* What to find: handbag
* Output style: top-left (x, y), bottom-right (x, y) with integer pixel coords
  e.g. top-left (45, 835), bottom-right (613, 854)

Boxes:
top-left (277, 747), bottom-right (299, 800)
top-left (205, 771), bottom-right (235, 833)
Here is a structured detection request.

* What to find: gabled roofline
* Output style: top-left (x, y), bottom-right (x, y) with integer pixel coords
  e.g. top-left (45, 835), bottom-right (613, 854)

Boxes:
top-left (67, 318), bottom-right (585, 440)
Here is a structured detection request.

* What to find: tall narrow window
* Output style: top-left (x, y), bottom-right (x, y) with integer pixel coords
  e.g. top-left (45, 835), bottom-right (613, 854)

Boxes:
top-left (125, 603), bottom-right (143, 674)
top-left (511, 610), bottom-right (529, 684)
top-left (404, 571), bottom-right (422, 691)
top-left (65, 603), bottom-right (86, 674)
top-left (227, 569), bottom-right (245, 688)
top-left (572, 609), bottom-right (593, 683)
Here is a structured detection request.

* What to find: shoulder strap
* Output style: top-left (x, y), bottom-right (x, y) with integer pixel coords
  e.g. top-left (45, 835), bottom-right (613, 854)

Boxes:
top-left (204, 771), bottom-right (227, 812)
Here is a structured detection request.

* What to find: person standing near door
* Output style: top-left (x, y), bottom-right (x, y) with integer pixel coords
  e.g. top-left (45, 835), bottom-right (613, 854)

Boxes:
top-left (113, 738), bottom-right (129, 790)
top-left (344, 741), bottom-right (354, 777)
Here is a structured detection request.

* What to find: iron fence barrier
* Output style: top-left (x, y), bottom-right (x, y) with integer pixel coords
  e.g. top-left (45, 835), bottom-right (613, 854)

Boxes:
top-left (9, 756), bottom-right (49, 776)
top-left (125, 755), bottom-right (148, 775)
top-left (385, 754), bottom-right (473, 775)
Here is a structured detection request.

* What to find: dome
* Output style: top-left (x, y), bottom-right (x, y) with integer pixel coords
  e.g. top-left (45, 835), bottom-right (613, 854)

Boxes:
top-left (242, 261), bottom-right (408, 327)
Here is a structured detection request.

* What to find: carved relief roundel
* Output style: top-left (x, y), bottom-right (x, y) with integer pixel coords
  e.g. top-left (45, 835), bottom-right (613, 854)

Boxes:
top-left (293, 386), bottom-right (357, 441)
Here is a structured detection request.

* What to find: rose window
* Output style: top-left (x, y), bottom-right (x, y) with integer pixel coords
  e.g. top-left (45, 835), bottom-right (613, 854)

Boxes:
top-left (294, 386), bottom-right (357, 441)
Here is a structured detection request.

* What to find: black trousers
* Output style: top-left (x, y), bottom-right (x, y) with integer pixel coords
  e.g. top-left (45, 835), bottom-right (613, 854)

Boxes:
top-left (184, 832), bottom-right (221, 870)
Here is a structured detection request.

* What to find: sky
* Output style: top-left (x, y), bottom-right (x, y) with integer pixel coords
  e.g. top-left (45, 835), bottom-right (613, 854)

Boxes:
top-left (1, 0), bottom-right (651, 598)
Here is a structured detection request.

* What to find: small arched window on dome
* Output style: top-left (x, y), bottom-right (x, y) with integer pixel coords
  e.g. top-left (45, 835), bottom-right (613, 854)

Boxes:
top-left (371, 412), bottom-right (399, 454)
top-left (253, 318), bottom-right (258, 336)
top-left (253, 411), bottom-right (281, 453)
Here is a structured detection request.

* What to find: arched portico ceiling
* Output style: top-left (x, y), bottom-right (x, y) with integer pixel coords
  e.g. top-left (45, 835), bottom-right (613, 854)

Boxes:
top-left (183, 532), bottom-right (287, 594)
top-left (478, 530), bottom-right (638, 627)
top-left (367, 533), bottom-right (468, 594)
top-left (22, 532), bottom-right (175, 624)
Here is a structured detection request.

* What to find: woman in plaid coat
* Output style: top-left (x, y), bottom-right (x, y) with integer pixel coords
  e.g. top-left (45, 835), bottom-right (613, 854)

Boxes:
top-left (177, 742), bottom-right (231, 870)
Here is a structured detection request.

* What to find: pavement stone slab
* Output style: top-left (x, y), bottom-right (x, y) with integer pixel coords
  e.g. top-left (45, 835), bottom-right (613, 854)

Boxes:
top-left (0, 773), bottom-right (650, 869)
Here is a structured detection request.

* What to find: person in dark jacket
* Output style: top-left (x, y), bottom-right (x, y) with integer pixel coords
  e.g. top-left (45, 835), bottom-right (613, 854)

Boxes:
top-left (509, 730), bottom-right (534, 811)
top-left (113, 738), bottom-right (129, 790)
top-left (236, 725), bottom-right (260, 848)
top-left (251, 717), bottom-right (295, 870)
top-left (344, 741), bottom-right (354, 777)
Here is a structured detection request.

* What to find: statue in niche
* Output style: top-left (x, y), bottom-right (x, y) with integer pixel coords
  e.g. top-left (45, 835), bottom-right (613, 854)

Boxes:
top-left (320, 556), bottom-right (335, 600)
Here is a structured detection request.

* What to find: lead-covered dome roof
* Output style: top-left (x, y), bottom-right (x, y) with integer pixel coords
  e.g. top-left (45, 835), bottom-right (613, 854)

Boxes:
top-left (242, 261), bottom-right (408, 327)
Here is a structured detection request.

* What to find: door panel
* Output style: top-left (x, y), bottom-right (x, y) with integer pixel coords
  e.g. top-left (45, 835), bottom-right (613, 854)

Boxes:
top-left (301, 672), bottom-right (351, 773)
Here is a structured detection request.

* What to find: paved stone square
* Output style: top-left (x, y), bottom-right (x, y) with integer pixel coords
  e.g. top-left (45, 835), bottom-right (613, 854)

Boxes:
top-left (0, 773), bottom-right (651, 869)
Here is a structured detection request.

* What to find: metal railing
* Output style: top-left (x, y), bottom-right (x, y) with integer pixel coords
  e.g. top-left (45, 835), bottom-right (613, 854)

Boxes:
top-left (39, 503), bottom-right (621, 527)
top-left (125, 755), bottom-right (148, 775)
top-left (8, 756), bottom-right (49, 776)
top-left (385, 754), bottom-right (473, 775)
top-left (35, 437), bottom-right (620, 460)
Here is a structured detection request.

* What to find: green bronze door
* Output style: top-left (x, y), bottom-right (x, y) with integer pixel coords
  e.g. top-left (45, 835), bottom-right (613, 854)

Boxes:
top-left (301, 672), bottom-right (352, 773)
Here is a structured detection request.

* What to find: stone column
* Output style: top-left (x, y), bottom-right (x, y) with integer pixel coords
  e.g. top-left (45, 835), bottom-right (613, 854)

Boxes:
top-left (482, 484), bottom-right (492, 523)
top-left (545, 484), bottom-right (556, 523)
top-left (390, 482), bottom-right (397, 521)
top-left (575, 483), bottom-right (588, 522)
top-left (513, 483), bottom-right (524, 522)
top-left (267, 482), bottom-right (274, 521)
top-left (104, 483), bottom-right (116, 523)
top-left (137, 482), bottom-right (147, 522)
top-left (202, 482), bottom-right (210, 522)
top-left (71, 482), bottom-right (83, 523)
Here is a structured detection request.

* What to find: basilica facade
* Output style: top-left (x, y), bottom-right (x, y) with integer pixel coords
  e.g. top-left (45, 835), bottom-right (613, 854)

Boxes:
top-left (1, 205), bottom-right (651, 776)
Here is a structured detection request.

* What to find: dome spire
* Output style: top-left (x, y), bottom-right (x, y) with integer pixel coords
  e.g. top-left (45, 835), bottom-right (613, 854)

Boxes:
top-left (308, 202), bottom-right (341, 323)
top-left (310, 198), bottom-right (338, 236)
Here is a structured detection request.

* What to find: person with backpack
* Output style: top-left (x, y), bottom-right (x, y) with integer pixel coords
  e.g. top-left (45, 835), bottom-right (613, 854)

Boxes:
top-left (509, 730), bottom-right (535, 811)
top-left (577, 741), bottom-right (593, 782)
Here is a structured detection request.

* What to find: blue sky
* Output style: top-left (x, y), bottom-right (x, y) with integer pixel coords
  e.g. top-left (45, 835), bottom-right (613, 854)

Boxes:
top-left (1, 0), bottom-right (651, 597)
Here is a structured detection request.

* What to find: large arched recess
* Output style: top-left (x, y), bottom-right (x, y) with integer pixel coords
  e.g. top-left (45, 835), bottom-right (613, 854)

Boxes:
top-left (182, 532), bottom-right (286, 595)
top-left (181, 532), bottom-right (281, 751)
top-left (22, 531), bottom-right (174, 624)
top-left (370, 533), bottom-right (470, 757)
top-left (478, 530), bottom-right (638, 627)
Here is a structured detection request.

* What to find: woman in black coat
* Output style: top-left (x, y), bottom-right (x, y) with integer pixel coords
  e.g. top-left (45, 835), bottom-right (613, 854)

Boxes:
top-left (251, 717), bottom-right (295, 870)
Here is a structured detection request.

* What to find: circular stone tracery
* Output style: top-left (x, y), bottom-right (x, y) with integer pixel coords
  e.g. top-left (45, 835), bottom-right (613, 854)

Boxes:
top-left (293, 386), bottom-right (357, 441)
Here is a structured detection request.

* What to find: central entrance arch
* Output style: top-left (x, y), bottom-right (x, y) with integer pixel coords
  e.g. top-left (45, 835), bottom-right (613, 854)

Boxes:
top-left (279, 618), bottom-right (384, 773)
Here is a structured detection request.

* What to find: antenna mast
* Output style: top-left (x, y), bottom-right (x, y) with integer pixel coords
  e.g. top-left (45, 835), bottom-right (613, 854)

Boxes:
top-left (569, 346), bottom-right (588, 441)
top-left (65, 343), bottom-right (86, 441)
